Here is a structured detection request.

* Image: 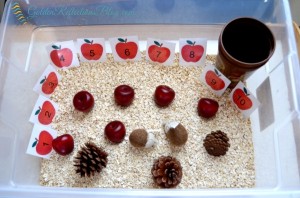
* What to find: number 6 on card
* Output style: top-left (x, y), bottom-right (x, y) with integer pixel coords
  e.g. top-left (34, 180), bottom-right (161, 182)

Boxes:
top-left (109, 36), bottom-right (140, 61)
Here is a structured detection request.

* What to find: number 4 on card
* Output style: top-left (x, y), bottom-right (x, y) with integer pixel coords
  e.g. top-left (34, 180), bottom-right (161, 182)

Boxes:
top-left (47, 40), bottom-right (79, 69)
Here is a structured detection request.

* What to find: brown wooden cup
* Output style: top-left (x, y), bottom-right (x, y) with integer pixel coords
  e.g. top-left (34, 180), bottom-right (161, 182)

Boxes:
top-left (216, 17), bottom-right (275, 88)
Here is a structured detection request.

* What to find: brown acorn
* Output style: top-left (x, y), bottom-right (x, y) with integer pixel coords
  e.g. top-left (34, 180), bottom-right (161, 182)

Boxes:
top-left (164, 121), bottom-right (188, 146)
top-left (73, 142), bottom-right (108, 177)
top-left (129, 129), bottom-right (156, 148)
top-left (151, 156), bottom-right (182, 188)
top-left (203, 130), bottom-right (230, 156)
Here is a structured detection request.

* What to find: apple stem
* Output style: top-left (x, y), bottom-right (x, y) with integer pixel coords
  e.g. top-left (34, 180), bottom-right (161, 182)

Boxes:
top-left (192, 41), bottom-right (196, 46)
top-left (52, 45), bottom-right (61, 50)
top-left (125, 38), bottom-right (127, 43)
top-left (40, 76), bottom-right (47, 84)
top-left (243, 87), bottom-right (249, 95)
top-left (90, 40), bottom-right (93, 44)
top-left (154, 41), bottom-right (163, 47)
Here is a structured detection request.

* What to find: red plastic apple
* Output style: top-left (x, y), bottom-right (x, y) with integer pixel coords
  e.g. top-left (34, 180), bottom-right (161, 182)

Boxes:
top-left (114, 85), bottom-right (135, 107)
top-left (40, 72), bottom-right (58, 95)
top-left (233, 87), bottom-right (253, 110)
top-left (205, 69), bottom-right (225, 91)
top-left (32, 130), bottom-right (53, 155)
top-left (35, 101), bottom-right (56, 125)
top-left (148, 41), bottom-right (170, 63)
top-left (197, 98), bottom-right (219, 118)
top-left (81, 39), bottom-right (103, 60)
top-left (181, 40), bottom-right (204, 62)
top-left (52, 134), bottom-right (74, 156)
top-left (115, 38), bottom-right (138, 59)
top-left (154, 85), bottom-right (175, 107)
top-left (50, 45), bottom-right (73, 68)
top-left (73, 91), bottom-right (94, 112)
top-left (104, 120), bottom-right (126, 143)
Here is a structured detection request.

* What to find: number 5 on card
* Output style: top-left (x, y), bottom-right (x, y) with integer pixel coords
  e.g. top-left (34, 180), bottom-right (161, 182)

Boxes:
top-left (77, 38), bottom-right (106, 62)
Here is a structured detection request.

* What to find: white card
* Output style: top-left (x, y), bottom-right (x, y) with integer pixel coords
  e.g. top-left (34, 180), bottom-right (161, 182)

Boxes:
top-left (146, 38), bottom-right (176, 65)
top-left (26, 124), bottom-right (57, 159)
top-left (179, 38), bottom-right (207, 66)
top-left (77, 38), bottom-right (106, 62)
top-left (29, 95), bottom-right (59, 126)
top-left (109, 36), bottom-right (141, 61)
top-left (200, 64), bottom-right (231, 96)
top-left (229, 82), bottom-right (260, 118)
top-left (33, 65), bottom-right (61, 97)
top-left (46, 40), bottom-right (80, 69)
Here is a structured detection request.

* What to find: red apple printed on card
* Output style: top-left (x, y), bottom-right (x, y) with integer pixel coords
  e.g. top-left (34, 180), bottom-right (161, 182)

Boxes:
top-left (148, 41), bottom-right (170, 63)
top-left (40, 72), bottom-right (58, 95)
top-left (35, 101), bottom-right (56, 125)
top-left (200, 64), bottom-right (230, 96)
top-left (229, 82), bottom-right (259, 118)
top-left (30, 95), bottom-right (58, 126)
top-left (181, 40), bottom-right (204, 62)
top-left (33, 65), bottom-right (61, 97)
top-left (26, 124), bottom-right (57, 158)
top-left (205, 69), bottom-right (225, 91)
top-left (81, 39), bottom-right (103, 60)
top-left (115, 38), bottom-right (138, 60)
top-left (32, 130), bottom-right (53, 155)
top-left (233, 87), bottom-right (253, 110)
top-left (50, 45), bottom-right (73, 68)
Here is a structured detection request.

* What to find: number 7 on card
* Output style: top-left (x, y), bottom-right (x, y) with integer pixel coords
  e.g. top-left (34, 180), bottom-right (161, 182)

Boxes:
top-left (146, 38), bottom-right (176, 66)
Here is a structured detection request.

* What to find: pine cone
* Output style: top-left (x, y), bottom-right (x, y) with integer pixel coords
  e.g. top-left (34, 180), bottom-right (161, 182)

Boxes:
top-left (151, 156), bottom-right (182, 188)
top-left (73, 142), bottom-right (108, 177)
top-left (203, 130), bottom-right (230, 156)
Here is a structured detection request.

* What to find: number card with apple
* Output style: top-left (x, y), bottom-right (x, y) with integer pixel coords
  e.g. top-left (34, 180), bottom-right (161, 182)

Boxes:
top-left (109, 36), bottom-right (141, 62)
top-left (29, 95), bottom-right (59, 126)
top-left (146, 38), bottom-right (176, 66)
top-left (229, 82), bottom-right (260, 118)
top-left (33, 65), bottom-right (61, 97)
top-left (200, 64), bottom-right (231, 96)
top-left (46, 40), bottom-right (80, 69)
top-left (26, 124), bottom-right (57, 159)
top-left (179, 38), bottom-right (207, 66)
top-left (77, 38), bottom-right (106, 62)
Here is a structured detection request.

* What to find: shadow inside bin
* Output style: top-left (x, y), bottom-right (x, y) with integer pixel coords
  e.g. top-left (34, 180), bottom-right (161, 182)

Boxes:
top-left (256, 77), bottom-right (274, 131)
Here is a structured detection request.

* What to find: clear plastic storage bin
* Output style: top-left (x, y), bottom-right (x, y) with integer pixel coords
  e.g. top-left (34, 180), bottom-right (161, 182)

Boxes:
top-left (0, 0), bottom-right (300, 197)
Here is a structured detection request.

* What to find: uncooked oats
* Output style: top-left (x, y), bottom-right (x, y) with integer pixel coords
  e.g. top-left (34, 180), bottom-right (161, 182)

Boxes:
top-left (40, 53), bottom-right (255, 188)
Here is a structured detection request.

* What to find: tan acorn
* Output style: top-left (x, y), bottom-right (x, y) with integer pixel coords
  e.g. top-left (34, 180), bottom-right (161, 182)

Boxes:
top-left (129, 129), bottom-right (156, 148)
top-left (164, 121), bottom-right (188, 146)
